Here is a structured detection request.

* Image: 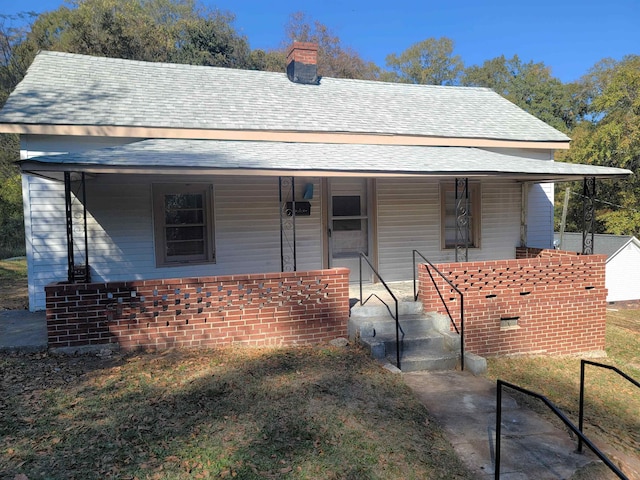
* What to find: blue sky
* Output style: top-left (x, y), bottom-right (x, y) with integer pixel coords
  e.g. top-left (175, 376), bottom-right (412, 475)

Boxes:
top-left (4, 0), bottom-right (639, 82)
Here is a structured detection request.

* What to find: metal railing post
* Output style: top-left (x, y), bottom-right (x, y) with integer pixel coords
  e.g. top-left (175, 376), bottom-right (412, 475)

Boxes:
top-left (64, 171), bottom-right (75, 283)
top-left (578, 360), bottom-right (586, 453)
top-left (495, 380), bottom-right (503, 479)
top-left (495, 379), bottom-right (628, 479)
top-left (413, 250), bottom-right (418, 301)
top-left (395, 301), bottom-right (400, 369)
top-left (578, 359), bottom-right (640, 455)
top-left (460, 294), bottom-right (465, 372)
top-left (358, 255), bottom-right (362, 305)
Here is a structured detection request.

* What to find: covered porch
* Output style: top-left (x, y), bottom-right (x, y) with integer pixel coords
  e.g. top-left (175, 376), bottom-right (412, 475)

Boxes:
top-left (19, 139), bottom-right (630, 352)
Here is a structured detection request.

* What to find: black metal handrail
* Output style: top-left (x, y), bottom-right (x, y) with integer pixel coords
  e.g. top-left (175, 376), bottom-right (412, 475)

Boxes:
top-left (496, 380), bottom-right (627, 479)
top-left (579, 360), bottom-right (640, 454)
top-left (412, 250), bottom-right (464, 371)
top-left (358, 253), bottom-right (402, 369)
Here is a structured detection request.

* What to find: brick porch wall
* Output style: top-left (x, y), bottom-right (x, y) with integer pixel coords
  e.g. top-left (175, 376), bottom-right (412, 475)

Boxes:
top-left (45, 268), bottom-right (350, 350)
top-left (418, 248), bottom-right (607, 357)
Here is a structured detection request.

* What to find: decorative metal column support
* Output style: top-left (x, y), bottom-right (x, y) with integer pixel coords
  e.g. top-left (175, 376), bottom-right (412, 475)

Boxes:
top-left (279, 176), bottom-right (297, 271)
top-left (582, 177), bottom-right (596, 255)
top-left (520, 183), bottom-right (528, 247)
top-left (64, 172), bottom-right (75, 283)
top-left (455, 178), bottom-right (470, 262)
top-left (64, 172), bottom-right (91, 283)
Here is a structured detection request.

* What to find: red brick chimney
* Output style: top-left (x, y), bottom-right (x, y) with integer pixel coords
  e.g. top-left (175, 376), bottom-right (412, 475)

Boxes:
top-left (286, 42), bottom-right (319, 85)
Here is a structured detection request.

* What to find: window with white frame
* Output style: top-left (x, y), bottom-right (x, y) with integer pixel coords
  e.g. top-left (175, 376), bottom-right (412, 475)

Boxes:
top-left (441, 182), bottom-right (481, 249)
top-left (153, 184), bottom-right (215, 266)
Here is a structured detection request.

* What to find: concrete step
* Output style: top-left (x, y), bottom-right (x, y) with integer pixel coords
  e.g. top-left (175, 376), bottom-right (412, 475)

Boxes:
top-left (396, 351), bottom-right (460, 372)
top-left (373, 315), bottom-right (438, 335)
top-left (349, 313), bottom-right (447, 340)
top-left (350, 301), bottom-right (423, 318)
top-left (348, 305), bottom-right (486, 374)
top-left (385, 334), bottom-right (445, 356)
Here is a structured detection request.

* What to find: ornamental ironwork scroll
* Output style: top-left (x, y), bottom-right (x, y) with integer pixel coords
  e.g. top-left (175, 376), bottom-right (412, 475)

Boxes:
top-left (279, 176), bottom-right (297, 272)
top-left (455, 178), bottom-right (470, 262)
top-left (582, 177), bottom-right (596, 255)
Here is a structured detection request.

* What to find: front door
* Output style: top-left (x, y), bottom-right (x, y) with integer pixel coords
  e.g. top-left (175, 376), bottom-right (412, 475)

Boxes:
top-left (328, 178), bottom-right (371, 282)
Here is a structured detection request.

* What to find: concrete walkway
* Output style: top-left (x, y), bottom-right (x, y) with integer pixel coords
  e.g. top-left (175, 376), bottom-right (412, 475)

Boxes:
top-left (0, 309), bottom-right (47, 352)
top-left (404, 370), bottom-right (602, 479)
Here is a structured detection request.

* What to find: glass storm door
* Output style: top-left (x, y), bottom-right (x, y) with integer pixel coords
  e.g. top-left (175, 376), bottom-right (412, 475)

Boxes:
top-left (329, 178), bottom-right (370, 282)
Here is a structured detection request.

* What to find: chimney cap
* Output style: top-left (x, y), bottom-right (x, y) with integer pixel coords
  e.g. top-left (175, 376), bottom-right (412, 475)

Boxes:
top-left (286, 41), bottom-right (319, 55)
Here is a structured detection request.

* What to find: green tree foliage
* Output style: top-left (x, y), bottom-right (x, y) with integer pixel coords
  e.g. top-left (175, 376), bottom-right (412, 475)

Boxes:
top-left (171, 14), bottom-right (253, 68)
top-left (247, 48), bottom-right (286, 73)
top-left (0, 173), bottom-right (24, 258)
top-left (558, 55), bottom-right (640, 236)
top-left (19, 0), bottom-right (253, 67)
top-left (462, 55), bottom-right (585, 132)
top-left (284, 12), bottom-right (380, 80)
top-left (0, 14), bottom-right (36, 107)
top-left (385, 37), bottom-right (463, 85)
top-left (0, 16), bottom-right (30, 257)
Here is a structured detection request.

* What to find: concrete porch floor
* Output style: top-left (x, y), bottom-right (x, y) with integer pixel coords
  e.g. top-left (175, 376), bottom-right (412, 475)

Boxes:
top-left (0, 309), bottom-right (47, 352)
top-left (349, 280), bottom-right (416, 305)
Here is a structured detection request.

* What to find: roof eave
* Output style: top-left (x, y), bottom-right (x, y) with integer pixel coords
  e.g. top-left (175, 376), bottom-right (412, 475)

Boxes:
top-left (19, 160), bottom-right (627, 183)
top-left (609, 236), bottom-right (640, 261)
top-left (0, 123), bottom-right (571, 150)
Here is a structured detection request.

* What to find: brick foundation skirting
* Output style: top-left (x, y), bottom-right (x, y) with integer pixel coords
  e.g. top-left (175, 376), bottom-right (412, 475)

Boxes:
top-left (45, 268), bottom-right (350, 350)
top-left (419, 248), bottom-right (607, 357)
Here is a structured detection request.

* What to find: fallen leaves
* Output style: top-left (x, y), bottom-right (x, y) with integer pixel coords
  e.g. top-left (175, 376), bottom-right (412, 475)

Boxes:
top-left (0, 346), bottom-right (474, 479)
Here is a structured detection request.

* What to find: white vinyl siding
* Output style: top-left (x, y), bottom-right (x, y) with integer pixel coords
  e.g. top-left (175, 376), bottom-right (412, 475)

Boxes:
top-left (376, 178), bottom-right (439, 281)
top-left (377, 179), bottom-right (522, 281)
top-left (480, 181), bottom-right (522, 258)
top-left (215, 177), bottom-right (322, 273)
top-left (526, 182), bottom-right (554, 249)
top-left (606, 242), bottom-right (640, 302)
top-left (24, 174), bottom-right (323, 311)
top-left (23, 175), bottom-right (68, 310)
top-left (292, 178), bottom-right (324, 272)
top-left (83, 181), bottom-right (155, 278)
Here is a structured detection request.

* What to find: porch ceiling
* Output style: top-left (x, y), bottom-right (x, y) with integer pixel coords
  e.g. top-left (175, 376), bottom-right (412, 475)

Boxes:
top-left (19, 139), bottom-right (631, 182)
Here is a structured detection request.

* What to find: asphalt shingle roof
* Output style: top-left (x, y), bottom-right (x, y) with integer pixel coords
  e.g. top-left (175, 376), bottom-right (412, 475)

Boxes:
top-left (0, 51), bottom-right (571, 142)
top-left (22, 140), bottom-right (630, 180)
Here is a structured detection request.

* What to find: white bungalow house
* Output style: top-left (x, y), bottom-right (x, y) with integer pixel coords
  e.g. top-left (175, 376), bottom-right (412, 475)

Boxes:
top-left (555, 232), bottom-right (640, 303)
top-left (0, 43), bottom-right (631, 357)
